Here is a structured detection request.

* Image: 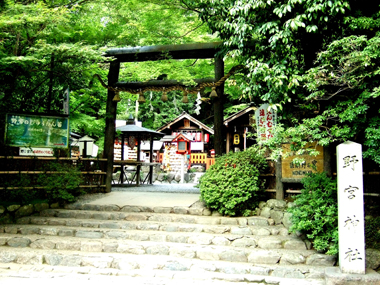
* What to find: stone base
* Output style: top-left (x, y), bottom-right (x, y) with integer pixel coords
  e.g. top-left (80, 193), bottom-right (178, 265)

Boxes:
top-left (325, 267), bottom-right (380, 285)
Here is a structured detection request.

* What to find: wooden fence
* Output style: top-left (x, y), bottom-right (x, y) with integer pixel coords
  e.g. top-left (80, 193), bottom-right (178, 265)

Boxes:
top-left (2, 155), bottom-right (378, 202)
top-left (0, 156), bottom-right (107, 191)
top-left (265, 158), bottom-right (380, 199)
top-left (190, 153), bottom-right (215, 170)
top-left (158, 153), bottom-right (215, 170)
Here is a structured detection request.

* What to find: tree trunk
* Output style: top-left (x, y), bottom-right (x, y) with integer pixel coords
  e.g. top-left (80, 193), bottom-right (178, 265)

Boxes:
top-left (47, 54), bottom-right (54, 113)
top-left (104, 61), bottom-right (120, 192)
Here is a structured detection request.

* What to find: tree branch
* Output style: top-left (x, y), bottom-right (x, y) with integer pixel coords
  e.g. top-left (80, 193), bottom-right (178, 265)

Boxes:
top-left (316, 87), bottom-right (350, 100)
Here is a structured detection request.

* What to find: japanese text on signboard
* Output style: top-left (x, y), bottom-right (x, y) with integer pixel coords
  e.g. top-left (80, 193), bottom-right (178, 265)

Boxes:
top-left (281, 143), bottom-right (324, 179)
top-left (5, 114), bottom-right (69, 148)
top-left (255, 104), bottom-right (277, 142)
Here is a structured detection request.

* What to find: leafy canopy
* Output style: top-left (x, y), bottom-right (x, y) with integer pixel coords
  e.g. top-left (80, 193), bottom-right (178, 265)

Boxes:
top-left (0, 0), bottom-right (219, 152)
top-left (187, 0), bottom-right (380, 163)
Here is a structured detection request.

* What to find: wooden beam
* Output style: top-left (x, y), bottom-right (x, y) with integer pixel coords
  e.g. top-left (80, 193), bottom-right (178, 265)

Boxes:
top-left (115, 78), bottom-right (215, 89)
top-left (105, 42), bottom-right (222, 62)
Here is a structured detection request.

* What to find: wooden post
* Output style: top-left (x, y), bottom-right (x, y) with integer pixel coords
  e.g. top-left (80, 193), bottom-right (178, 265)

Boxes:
top-left (226, 132), bottom-right (230, 154)
top-left (103, 61), bottom-right (120, 193)
top-left (214, 57), bottom-right (224, 156)
top-left (47, 54), bottom-right (54, 113)
top-left (120, 135), bottom-right (125, 184)
top-left (136, 136), bottom-right (141, 186)
top-left (323, 145), bottom-right (332, 177)
top-left (149, 136), bottom-right (154, 184)
top-left (275, 158), bottom-right (284, 200)
top-left (181, 154), bottom-right (185, 184)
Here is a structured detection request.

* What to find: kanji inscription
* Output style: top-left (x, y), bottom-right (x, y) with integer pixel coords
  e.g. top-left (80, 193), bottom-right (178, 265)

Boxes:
top-left (336, 141), bottom-right (365, 274)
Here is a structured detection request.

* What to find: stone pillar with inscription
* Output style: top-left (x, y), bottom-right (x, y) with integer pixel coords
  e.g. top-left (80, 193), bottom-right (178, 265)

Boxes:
top-left (336, 141), bottom-right (365, 274)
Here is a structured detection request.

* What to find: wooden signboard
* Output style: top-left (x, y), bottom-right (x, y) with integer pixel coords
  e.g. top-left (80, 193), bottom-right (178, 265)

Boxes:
top-left (5, 113), bottom-right (69, 148)
top-left (282, 143), bottom-right (324, 180)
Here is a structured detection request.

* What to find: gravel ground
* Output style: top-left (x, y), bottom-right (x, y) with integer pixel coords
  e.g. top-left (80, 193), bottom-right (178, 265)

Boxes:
top-left (112, 183), bottom-right (200, 193)
top-left (74, 183), bottom-right (200, 205)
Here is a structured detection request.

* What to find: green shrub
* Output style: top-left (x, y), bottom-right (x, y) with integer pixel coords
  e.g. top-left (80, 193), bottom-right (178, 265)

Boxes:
top-left (199, 146), bottom-right (267, 216)
top-left (288, 172), bottom-right (338, 255)
top-left (0, 174), bottom-right (38, 205)
top-left (1, 162), bottom-right (84, 206)
top-left (37, 162), bottom-right (84, 204)
top-left (365, 217), bottom-right (380, 250)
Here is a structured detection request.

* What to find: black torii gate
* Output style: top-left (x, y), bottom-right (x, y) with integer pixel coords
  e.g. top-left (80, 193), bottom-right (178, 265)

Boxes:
top-left (103, 42), bottom-right (225, 192)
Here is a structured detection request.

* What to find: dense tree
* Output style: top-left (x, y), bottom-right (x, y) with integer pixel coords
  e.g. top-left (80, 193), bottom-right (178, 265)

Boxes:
top-left (0, 1), bottom-right (107, 149)
top-left (0, 0), bottom-right (218, 152)
top-left (187, 0), bottom-right (380, 163)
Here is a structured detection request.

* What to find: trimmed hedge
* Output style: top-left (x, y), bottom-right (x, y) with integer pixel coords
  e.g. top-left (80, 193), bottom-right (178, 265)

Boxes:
top-left (199, 146), bottom-right (267, 216)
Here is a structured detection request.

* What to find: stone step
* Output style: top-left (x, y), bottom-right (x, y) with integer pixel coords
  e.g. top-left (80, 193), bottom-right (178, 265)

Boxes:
top-left (0, 247), bottom-right (328, 284)
top-left (0, 264), bottom-right (326, 285)
top-left (0, 225), bottom-right (306, 251)
top-left (13, 216), bottom-right (289, 237)
top-left (39, 208), bottom-right (272, 226)
top-left (64, 203), bottom-right (209, 215)
top-left (0, 200), bottom-right (338, 284)
top-left (0, 233), bottom-right (335, 266)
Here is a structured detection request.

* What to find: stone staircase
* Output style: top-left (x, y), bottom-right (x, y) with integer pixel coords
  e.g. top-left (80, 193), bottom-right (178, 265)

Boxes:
top-left (0, 201), bottom-right (336, 284)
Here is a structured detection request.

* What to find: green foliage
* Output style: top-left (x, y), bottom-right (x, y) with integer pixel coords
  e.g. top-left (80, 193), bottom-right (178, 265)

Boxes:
top-left (0, 0), bottom-right (217, 153)
top-left (0, 174), bottom-right (38, 205)
top-left (189, 0), bottom-right (380, 166)
top-left (365, 217), bottom-right (380, 250)
top-left (0, 161), bottom-right (84, 205)
top-left (37, 162), bottom-right (84, 204)
top-left (199, 146), bottom-right (267, 216)
top-left (288, 172), bottom-right (338, 255)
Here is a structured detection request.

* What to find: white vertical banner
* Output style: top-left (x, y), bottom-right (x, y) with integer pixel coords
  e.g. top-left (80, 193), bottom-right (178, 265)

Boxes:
top-left (63, 87), bottom-right (70, 115)
top-left (336, 141), bottom-right (365, 274)
top-left (255, 103), bottom-right (277, 142)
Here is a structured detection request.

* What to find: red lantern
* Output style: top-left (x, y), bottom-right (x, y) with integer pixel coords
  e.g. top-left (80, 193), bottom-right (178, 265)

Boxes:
top-left (196, 133), bottom-right (202, 142)
top-left (204, 133), bottom-right (209, 143)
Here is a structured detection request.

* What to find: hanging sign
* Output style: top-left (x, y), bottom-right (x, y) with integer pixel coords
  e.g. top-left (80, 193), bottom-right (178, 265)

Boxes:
top-left (63, 88), bottom-right (70, 115)
top-left (5, 114), bottom-right (69, 148)
top-left (128, 136), bottom-right (137, 150)
top-left (233, 134), bottom-right (240, 145)
top-left (255, 104), bottom-right (277, 142)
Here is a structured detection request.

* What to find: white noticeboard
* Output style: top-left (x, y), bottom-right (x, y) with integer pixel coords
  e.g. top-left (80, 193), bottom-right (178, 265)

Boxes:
top-left (255, 103), bottom-right (277, 142)
top-left (336, 141), bottom-right (365, 274)
top-left (19, 147), bottom-right (54, 156)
